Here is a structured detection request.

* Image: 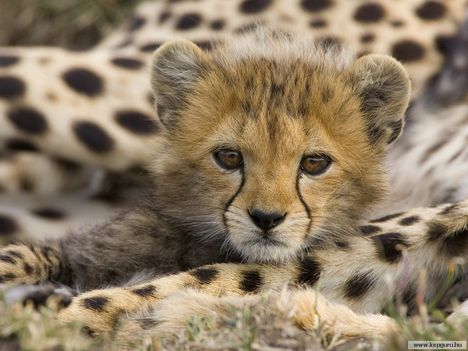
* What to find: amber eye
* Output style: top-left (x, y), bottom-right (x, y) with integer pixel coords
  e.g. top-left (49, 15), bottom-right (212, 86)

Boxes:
top-left (214, 149), bottom-right (243, 170)
top-left (300, 154), bottom-right (331, 176)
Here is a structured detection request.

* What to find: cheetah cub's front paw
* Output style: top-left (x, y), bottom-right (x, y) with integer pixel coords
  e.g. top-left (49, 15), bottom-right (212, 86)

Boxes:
top-left (58, 287), bottom-right (153, 334)
top-left (0, 245), bottom-right (44, 285)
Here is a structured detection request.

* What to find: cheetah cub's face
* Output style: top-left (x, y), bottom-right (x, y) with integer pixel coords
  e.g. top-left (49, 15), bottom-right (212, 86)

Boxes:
top-left (151, 34), bottom-right (410, 262)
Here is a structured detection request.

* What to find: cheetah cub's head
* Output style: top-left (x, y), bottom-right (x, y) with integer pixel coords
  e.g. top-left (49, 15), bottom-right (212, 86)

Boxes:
top-left (150, 32), bottom-right (410, 262)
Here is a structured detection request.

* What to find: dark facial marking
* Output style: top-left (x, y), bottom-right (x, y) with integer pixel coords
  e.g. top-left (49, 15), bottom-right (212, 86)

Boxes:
top-left (353, 3), bottom-right (385, 23)
top-left (359, 225), bottom-right (381, 235)
top-left (239, 0), bottom-right (272, 14)
top-left (115, 110), bottom-right (159, 135)
top-left (240, 270), bottom-right (263, 293)
top-left (296, 174), bottom-right (312, 234)
top-left (82, 296), bottom-right (110, 312)
top-left (62, 68), bottom-right (104, 97)
top-left (0, 215), bottom-right (18, 236)
top-left (372, 232), bottom-right (409, 263)
top-left (297, 257), bottom-right (321, 286)
top-left (369, 212), bottom-right (403, 223)
top-left (223, 169), bottom-right (245, 228)
top-left (0, 55), bottom-right (20, 67)
top-left (110, 57), bottom-right (144, 70)
top-left (73, 121), bottom-right (114, 153)
top-left (131, 285), bottom-right (157, 297)
top-left (5, 138), bottom-right (39, 152)
top-left (391, 40), bottom-right (425, 63)
top-left (301, 0), bottom-right (333, 12)
top-left (32, 208), bottom-right (66, 220)
top-left (416, 1), bottom-right (446, 20)
top-left (399, 216), bottom-right (420, 226)
top-left (190, 267), bottom-right (219, 284)
top-left (0, 76), bottom-right (25, 99)
top-left (176, 13), bottom-right (202, 30)
top-left (344, 270), bottom-right (377, 299)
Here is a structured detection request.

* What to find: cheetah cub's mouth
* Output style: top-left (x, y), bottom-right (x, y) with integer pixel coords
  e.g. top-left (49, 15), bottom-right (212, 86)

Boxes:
top-left (150, 30), bottom-right (410, 263)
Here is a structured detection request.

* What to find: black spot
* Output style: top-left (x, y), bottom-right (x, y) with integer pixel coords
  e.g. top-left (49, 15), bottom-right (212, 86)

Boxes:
top-left (359, 225), bottom-right (381, 235)
top-left (0, 76), bottom-right (25, 99)
top-left (82, 296), bottom-right (110, 312)
top-left (345, 271), bottom-right (377, 299)
top-left (6, 250), bottom-right (24, 259)
top-left (440, 204), bottom-right (457, 215)
top-left (373, 232), bottom-right (409, 263)
top-left (175, 13), bottom-right (202, 30)
top-left (193, 40), bottom-right (216, 51)
top-left (309, 19), bottom-right (327, 28)
top-left (139, 42), bottom-right (162, 53)
top-left (7, 107), bottom-right (47, 134)
top-left (297, 257), bottom-right (321, 286)
top-left (416, 1), bottom-right (446, 20)
top-left (127, 16), bottom-right (146, 32)
top-left (434, 34), bottom-right (456, 55)
top-left (19, 178), bottom-right (34, 192)
top-left (5, 138), bottom-right (38, 152)
top-left (334, 239), bottom-right (350, 249)
top-left (318, 36), bottom-right (341, 48)
top-left (0, 55), bottom-right (20, 67)
top-left (0, 273), bottom-right (16, 284)
top-left (239, 0), bottom-right (272, 14)
top-left (210, 19), bottom-right (225, 30)
top-left (32, 208), bottom-right (66, 220)
top-left (427, 222), bottom-right (447, 241)
top-left (441, 227), bottom-right (468, 256)
top-left (158, 11), bottom-right (171, 24)
top-left (191, 267), bottom-right (218, 284)
top-left (370, 212), bottom-right (403, 223)
top-left (240, 270), bottom-right (263, 293)
top-left (62, 68), bottom-right (103, 97)
top-left (360, 33), bottom-right (375, 44)
top-left (390, 20), bottom-right (404, 27)
top-left (132, 285), bottom-right (156, 297)
top-left (73, 121), bottom-right (114, 153)
top-left (0, 255), bottom-right (15, 264)
top-left (53, 157), bottom-right (81, 172)
top-left (23, 262), bottom-right (33, 275)
top-left (391, 40), bottom-right (425, 63)
top-left (114, 110), bottom-right (159, 135)
top-left (399, 216), bottom-right (420, 226)
top-left (353, 3), bottom-right (385, 23)
top-left (301, 0), bottom-right (333, 12)
top-left (110, 57), bottom-right (144, 70)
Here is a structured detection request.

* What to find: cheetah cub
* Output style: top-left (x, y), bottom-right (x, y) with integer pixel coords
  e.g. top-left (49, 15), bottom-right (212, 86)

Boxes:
top-left (1, 31), bottom-right (467, 338)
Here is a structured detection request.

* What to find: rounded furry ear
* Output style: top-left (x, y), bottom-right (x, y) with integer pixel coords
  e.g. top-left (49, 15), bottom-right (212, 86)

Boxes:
top-left (151, 40), bottom-right (212, 129)
top-left (346, 54), bottom-right (411, 145)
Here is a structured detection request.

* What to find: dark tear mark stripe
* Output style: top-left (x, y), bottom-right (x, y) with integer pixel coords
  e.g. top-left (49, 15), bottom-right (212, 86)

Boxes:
top-left (223, 169), bottom-right (246, 228)
top-left (296, 173), bottom-right (312, 234)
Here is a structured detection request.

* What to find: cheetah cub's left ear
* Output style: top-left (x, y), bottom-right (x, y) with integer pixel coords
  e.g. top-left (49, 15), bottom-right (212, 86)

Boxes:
top-left (151, 40), bottom-right (213, 129)
top-left (346, 54), bottom-right (411, 145)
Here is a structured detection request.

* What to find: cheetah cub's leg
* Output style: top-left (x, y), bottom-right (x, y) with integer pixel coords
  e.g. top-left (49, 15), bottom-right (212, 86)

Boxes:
top-left (0, 244), bottom-right (62, 285)
top-left (58, 199), bottom-right (468, 335)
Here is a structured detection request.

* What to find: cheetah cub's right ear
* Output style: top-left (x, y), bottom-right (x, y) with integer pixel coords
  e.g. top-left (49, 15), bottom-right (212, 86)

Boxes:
top-left (151, 40), bottom-right (213, 130)
top-left (346, 54), bottom-right (411, 146)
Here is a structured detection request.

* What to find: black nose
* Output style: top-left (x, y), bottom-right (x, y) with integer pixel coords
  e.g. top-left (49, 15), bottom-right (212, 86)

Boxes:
top-left (248, 210), bottom-right (287, 230)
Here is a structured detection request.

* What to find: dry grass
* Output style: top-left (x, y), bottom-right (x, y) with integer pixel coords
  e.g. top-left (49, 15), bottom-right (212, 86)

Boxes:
top-left (0, 0), bottom-right (142, 49)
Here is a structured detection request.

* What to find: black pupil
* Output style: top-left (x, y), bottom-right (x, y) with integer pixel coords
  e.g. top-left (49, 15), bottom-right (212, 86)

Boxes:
top-left (303, 156), bottom-right (329, 174)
